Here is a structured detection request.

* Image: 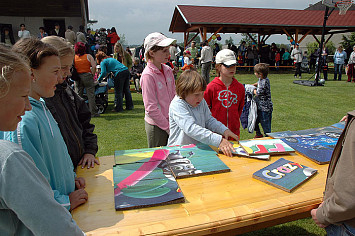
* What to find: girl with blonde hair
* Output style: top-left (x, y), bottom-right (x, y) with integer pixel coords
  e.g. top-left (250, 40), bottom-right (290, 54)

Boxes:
top-left (41, 36), bottom-right (99, 169)
top-left (113, 41), bottom-right (132, 70)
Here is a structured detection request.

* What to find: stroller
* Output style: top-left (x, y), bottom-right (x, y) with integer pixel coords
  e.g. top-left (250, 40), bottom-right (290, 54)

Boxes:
top-left (82, 82), bottom-right (109, 114)
top-left (94, 82), bottom-right (109, 114)
top-left (300, 55), bottom-right (311, 73)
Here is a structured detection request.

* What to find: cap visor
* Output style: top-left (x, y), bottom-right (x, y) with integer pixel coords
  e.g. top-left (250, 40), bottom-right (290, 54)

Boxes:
top-left (157, 38), bottom-right (177, 47)
top-left (224, 60), bottom-right (237, 66)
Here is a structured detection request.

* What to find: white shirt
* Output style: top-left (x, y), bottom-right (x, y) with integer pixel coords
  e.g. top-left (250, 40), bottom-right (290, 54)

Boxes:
top-left (18, 30), bottom-right (30, 39)
top-left (200, 46), bottom-right (213, 64)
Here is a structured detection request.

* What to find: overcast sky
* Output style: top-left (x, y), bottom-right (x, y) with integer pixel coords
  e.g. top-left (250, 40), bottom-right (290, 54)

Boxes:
top-left (88, 0), bottom-right (321, 46)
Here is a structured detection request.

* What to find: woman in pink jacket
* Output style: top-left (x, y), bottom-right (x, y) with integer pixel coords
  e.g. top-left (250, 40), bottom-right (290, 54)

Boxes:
top-left (140, 32), bottom-right (176, 148)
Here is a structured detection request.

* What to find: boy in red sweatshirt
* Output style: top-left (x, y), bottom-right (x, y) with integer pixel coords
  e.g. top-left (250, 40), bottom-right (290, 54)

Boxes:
top-left (204, 49), bottom-right (245, 139)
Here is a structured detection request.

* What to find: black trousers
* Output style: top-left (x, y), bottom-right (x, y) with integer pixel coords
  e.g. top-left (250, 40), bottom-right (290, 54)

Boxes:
top-left (294, 62), bottom-right (302, 77)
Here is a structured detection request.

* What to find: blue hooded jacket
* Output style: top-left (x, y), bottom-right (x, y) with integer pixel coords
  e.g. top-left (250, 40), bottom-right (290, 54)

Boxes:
top-left (1, 97), bottom-right (75, 210)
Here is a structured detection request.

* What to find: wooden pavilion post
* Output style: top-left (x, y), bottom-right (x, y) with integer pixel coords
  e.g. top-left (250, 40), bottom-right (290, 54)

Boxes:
top-left (202, 27), bottom-right (207, 41)
top-left (295, 28), bottom-right (299, 44)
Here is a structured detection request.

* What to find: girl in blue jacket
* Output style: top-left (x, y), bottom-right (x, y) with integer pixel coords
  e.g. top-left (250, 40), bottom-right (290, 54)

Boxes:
top-left (2, 38), bottom-right (88, 211)
top-left (0, 41), bottom-right (84, 236)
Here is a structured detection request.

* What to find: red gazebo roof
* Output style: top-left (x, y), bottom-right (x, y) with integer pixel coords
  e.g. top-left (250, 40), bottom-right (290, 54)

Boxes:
top-left (169, 5), bottom-right (355, 35)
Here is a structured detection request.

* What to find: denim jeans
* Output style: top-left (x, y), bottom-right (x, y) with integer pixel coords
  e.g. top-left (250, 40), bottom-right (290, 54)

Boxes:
top-left (255, 110), bottom-right (272, 136)
top-left (334, 63), bottom-right (344, 81)
top-left (326, 223), bottom-right (355, 236)
top-left (113, 69), bottom-right (133, 112)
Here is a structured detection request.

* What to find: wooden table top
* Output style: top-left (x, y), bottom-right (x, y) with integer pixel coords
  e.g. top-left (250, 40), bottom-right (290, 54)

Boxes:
top-left (72, 149), bottom-right (328, 236)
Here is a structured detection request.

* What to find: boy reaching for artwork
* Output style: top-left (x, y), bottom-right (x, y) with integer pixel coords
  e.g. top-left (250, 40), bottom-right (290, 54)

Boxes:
top-left (168, 70), bottom-right (238, 157)
top-left (252, 63), bottom-right (273, 138)
top-left (204, 49), bottom-right (245, 140)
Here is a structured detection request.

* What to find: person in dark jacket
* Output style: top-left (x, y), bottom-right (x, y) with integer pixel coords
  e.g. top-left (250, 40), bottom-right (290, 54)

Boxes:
top-left (42, 36), bottom-right (99, 169)
top-left (1, 27), bottom-right (15, 45)
top-left (50, 22), bottom-right (65, 38)
top-left (130, 57), bottom-right (144, 93)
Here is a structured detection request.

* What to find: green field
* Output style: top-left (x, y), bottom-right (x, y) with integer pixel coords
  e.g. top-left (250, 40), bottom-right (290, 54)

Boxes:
top-left (91, 70), bottom-right (355, 235)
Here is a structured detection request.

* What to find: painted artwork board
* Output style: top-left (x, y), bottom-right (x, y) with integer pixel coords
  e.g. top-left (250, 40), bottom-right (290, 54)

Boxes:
top-left (163, 143), bottom-right (230, 178)
top-left (113, 149), bottom-right (185, 210)
top-left (113, 143), bottom-right (230, 210)
top-left (113, 161), bottom-right (169, 183)
top-left (114, 147), bottom-right (161, 165)
top-left (239, 139), bottom-right (295, 156)
top-left (113, 165), bottom-right (184, 210)
top-left (281, 135), bottom-right (338, 164)
top-left (293, 126), bottom-right (342, 137)
top-left (331, 121), bottom-right (346, 130)
top-left (266, 131), bottom-right (298, 139)
top-left (219, 142), bottom-right (271, 160)
top-left (253, 158), bottom-right (318, 192)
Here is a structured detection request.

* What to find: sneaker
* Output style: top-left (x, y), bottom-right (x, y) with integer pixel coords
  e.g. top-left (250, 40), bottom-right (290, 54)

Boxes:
top-left (254, 134), bottom-right (264, 139)
top-left (294, 75), bottom-right (297, 79)
top-left (299, 76), bottom-right (302, 79)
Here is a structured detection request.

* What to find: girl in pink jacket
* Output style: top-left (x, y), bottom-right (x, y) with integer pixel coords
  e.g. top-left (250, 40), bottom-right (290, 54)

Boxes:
top-left (140, 32), bottom-right (177, 147)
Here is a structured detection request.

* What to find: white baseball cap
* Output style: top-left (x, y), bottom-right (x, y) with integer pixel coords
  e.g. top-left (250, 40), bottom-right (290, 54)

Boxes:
top-left (144, 32), bottom-right (176, 54)
top-left (216, 49), bottom-right (237, 66)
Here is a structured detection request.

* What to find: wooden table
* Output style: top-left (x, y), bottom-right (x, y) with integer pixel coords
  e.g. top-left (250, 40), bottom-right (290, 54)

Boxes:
top-left (72, 150), bottom-right (328, 235)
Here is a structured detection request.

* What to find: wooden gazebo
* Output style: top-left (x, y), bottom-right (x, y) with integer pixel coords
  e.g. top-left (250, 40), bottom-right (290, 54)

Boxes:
top-left (169, 5), bottom-right (355, 48)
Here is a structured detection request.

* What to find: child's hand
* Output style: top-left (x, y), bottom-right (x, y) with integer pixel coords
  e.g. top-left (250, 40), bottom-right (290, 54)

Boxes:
top-left (75, 177), bottom-right (86, 189)
top-left (223, 129), bottom-right (239, 141)
top-left (78, 153), bottom-right (100, 169)
top-left (219, 138), bottom-right (235, 157)
top-left (69, 189), bottom-right (88, 210)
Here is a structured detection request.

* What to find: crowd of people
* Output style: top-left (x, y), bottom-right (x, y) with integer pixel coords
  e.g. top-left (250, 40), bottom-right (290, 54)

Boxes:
top-left (170, 39), bottom-right (355, 83)
top-left (0, 22), bottom-right (355, 235)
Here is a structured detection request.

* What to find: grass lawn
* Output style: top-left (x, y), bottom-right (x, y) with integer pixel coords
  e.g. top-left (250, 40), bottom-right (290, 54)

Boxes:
top-left (91, 69), bottom-right (355, 235)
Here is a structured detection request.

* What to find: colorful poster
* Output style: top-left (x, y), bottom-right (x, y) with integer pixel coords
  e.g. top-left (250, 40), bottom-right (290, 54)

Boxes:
top-left (266, 131), bottom-right (298, 139)
top-left (163, 143), bottom-right (230, 178)
top-left (253, 158), bottom-right (317, 192)
top-left (281, 135), bottom-right (338, 164)
top-left (113, 149), bottom-right (184, 210)
top-left (292, 126), bottom-right (342, 137)
top-left (219, 142), bottom-right (270, 160)
top-left (113, 143), bottom-right (230, 210)
top-left (331, 121), bottom-right (345, 130)
top-left (239, 139), bottom-right (295, 155)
